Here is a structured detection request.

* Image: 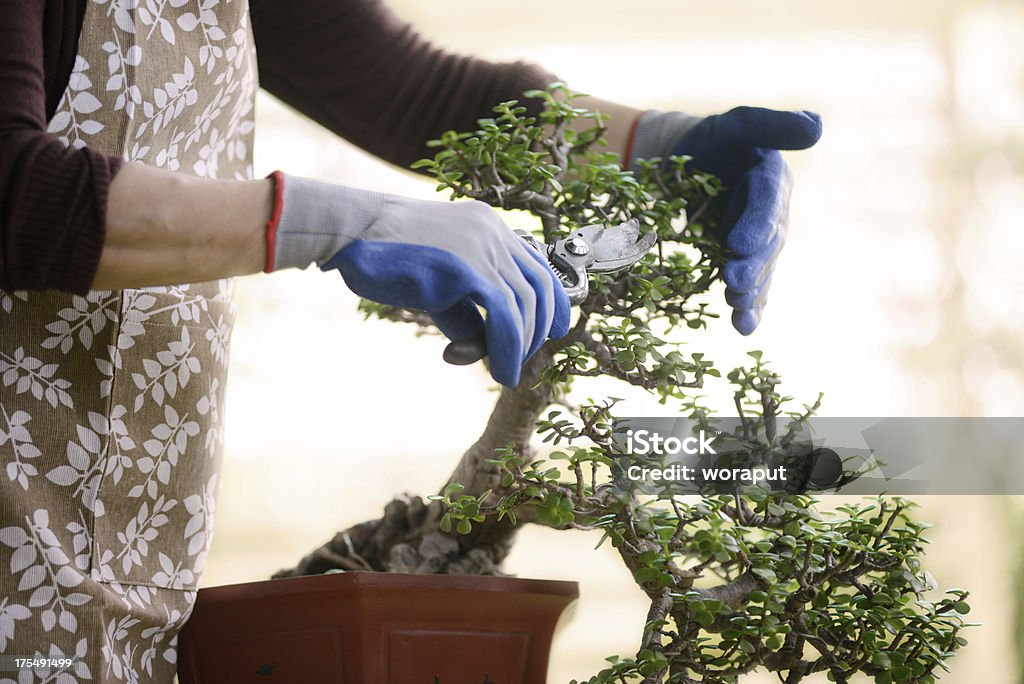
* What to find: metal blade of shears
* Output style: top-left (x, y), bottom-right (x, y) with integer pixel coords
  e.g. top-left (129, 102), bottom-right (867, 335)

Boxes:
top-left (547, 218), bottom-right (656, 303)
top-left (584, 219), bottom-right (658, 273)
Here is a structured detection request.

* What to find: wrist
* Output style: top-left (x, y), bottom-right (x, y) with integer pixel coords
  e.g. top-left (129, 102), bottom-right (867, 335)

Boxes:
top-left (266, 172), bottom-right (386, 272)
top-left (627, 110), bottom-right (703, 171)
top-left (219, 174), bottom-right (273, 278)
top-left (263, 171), bottom-right (285, 272)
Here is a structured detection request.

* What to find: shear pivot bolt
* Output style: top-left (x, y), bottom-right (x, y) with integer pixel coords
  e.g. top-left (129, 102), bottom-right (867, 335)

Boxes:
top-left (566, 237), bottom-right (590, 256)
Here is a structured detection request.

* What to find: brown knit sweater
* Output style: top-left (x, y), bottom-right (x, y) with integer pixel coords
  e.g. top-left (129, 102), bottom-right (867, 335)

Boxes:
top-left (0, 0), bottom-right (554, 293)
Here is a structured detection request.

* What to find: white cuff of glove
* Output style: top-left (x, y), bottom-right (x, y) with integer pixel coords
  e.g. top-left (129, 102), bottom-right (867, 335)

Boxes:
top-left (264, 171), bottom-right (386, 272)
top-left (627, 110), bottom-right (703, 171)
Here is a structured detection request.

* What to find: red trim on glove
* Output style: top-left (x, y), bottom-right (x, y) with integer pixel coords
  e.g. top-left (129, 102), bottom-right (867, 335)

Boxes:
top-left (623, 111), bottom-right (645, 167)
top-left (263, 171), bottom-right (285, 273)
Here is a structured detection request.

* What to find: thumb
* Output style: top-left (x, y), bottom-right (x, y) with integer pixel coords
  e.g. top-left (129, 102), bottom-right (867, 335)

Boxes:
top-left (712, 107), bottom-right (822, 151)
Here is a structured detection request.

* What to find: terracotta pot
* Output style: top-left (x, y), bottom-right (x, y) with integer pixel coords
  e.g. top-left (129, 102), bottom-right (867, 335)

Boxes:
top-left (177, 571), bottom-right (578, 683)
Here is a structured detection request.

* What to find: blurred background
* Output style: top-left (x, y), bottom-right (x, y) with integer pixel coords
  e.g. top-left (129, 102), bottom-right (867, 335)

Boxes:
top-left (202, 1), bottom-right (1024, 681)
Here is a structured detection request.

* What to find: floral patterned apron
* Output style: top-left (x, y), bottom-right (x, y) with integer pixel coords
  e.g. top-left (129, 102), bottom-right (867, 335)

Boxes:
top-left (1, 1), bottom-right (256, 681)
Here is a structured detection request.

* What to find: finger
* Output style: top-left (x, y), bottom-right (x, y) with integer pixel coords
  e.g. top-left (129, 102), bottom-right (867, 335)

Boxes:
top-left (722, 225), bottom-right (783, 294)
top-left (431, 298), bottom-right (484, 343)
top-left (434, 283), bottom-right (529, 380)
top-left (723, 152), bottom-right (791, 257)
top-left (732, 304), bottom-right (764, 336)
top-left (509, 235), bottom-right (555, 345)
top-left (550, 275), bottom-right (572, 339)
top-left (331, 241), bottom-right (526, 384)
top-left (472, 280), bottom-right (527, 387)
top-left (509, 254), bottom-right (555, 360)
top-left (517, 241), bottom-right (571, 340)
top-left (714, 107), bottom-right (823, 151)
top-left (724, 270), bottom-right (773, 312)
top-left (498, 260), bottom-right (537, 363)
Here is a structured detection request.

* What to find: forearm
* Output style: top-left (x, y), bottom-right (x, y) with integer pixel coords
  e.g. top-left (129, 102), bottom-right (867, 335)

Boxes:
top-left (571, 96), bottom-right (643, 161)
top-left (93, 163), bottom-right (272, 289)
top-left (251, 0), bottom-right (558, 169)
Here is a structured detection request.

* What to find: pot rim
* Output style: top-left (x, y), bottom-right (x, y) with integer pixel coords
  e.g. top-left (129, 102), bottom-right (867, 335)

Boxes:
top-left (193, 571), bottom-right (580, 604)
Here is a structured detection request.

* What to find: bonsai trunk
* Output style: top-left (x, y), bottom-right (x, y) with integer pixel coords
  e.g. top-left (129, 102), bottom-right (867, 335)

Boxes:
top-left (273, 344), bottom-right (559, 578)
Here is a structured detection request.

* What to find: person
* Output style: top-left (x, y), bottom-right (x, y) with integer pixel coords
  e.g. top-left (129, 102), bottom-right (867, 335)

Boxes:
top-left (0, 0), bottom-right (821, 680)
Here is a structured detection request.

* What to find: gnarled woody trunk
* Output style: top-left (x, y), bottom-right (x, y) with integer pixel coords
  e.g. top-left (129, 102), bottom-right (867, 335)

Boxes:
top-left (273, 343), bottom-right (559, 578)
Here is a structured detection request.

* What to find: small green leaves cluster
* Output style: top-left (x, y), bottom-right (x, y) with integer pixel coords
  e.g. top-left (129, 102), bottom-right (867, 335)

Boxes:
top-left (537, 320), bottom-right (718, 403)
top-left (406, 84), bottom-right (971, 682)
top-left (444, 372), bottom-right (971, 682)
top-left (390, 84), bottom-right (726, 371)
top-left (428, 483), bottom-right (489, 536)
top-left (411, 98), bottom-right (565, 202)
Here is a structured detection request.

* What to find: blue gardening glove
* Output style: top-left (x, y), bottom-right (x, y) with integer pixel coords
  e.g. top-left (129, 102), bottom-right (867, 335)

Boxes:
top-left (628, 107), bottom-right (822, 334)
top-left (264, 173), bottom-right (571, 387)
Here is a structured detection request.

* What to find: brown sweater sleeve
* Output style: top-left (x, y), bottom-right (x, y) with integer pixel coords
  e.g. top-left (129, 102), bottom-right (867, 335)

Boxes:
top-left (0, 0), bottom-right (121, 293)
top-left (249, 0), bottom-right (557, 169)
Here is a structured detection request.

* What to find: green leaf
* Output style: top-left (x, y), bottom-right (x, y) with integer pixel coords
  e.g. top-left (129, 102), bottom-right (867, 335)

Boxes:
top-left (442, 483), bottom-right (465, 498)
top-left (694, 611), bottom-right (715, 627)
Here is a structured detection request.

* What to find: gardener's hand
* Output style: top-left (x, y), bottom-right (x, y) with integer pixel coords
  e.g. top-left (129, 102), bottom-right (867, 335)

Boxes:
top-left (628, 107), bottom-right (822, 334)
top-left (264, 172), bottom-right (571, 387)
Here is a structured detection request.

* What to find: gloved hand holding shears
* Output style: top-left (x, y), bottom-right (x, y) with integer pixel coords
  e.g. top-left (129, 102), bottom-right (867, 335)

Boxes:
top-left (626, 106), bottom-right (823, 334)
top-left (441, 218), bottom-right (656, 367)
top-left (262, 172), bottom-right (571, 388)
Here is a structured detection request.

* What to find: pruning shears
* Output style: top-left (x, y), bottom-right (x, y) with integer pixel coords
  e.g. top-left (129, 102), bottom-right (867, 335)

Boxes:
top-left (443, 218), bottom-right (658, 366)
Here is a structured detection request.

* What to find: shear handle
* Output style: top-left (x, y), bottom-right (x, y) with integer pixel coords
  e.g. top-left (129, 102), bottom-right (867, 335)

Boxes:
top-left (443, 332), bottom-right (489, 366)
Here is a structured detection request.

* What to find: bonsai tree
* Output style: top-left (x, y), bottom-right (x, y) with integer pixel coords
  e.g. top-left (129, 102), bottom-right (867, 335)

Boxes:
top-left (276, 85), bottom-right (970, 682)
